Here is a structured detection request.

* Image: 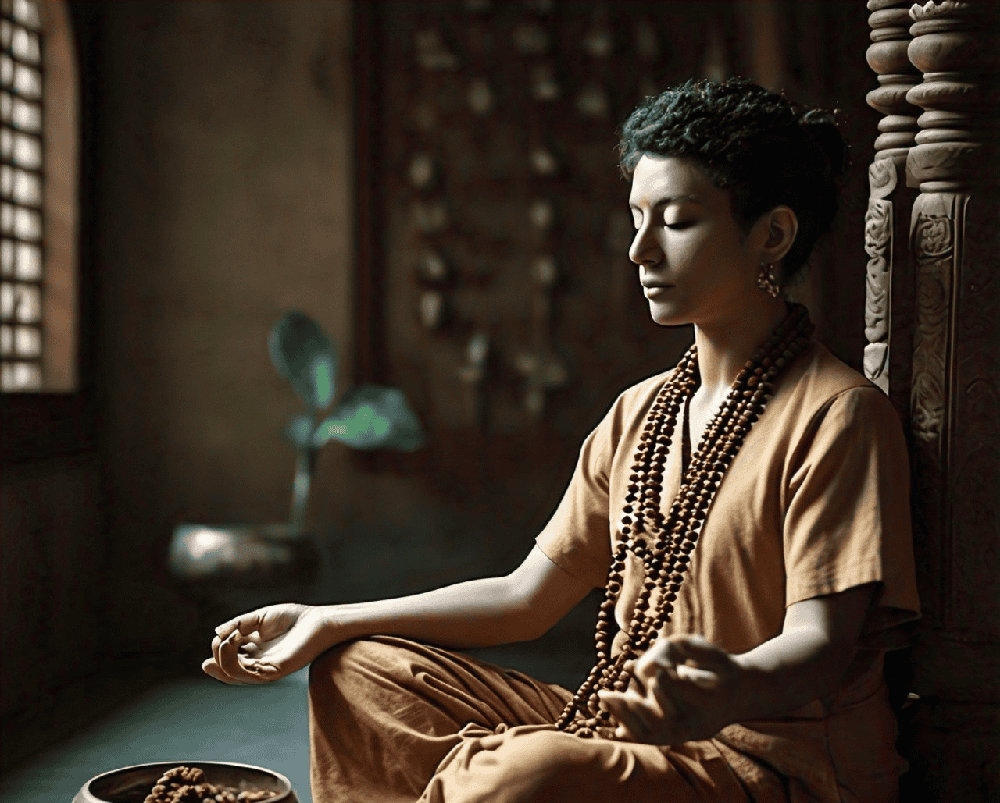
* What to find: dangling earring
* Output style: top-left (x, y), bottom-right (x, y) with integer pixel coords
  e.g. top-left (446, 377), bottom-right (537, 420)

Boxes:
top-left (757, 263), bottom-right (781, 298)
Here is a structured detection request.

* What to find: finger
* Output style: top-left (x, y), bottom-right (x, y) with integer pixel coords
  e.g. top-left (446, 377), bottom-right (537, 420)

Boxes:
top-left (213, 625), bottom-right (253, 666)
top-left (599, 690), bottom-right (652, 742)
top-left (668, 634), bottom-right (724, 665)
top-left (202, 658), bottom-right (245, 685)
top-left (201, 658), bottom-right (225, 683)
top-left (237, 658), bottom-right (280, 680)
top-left (597, 690), bottom-right (628, 721)
top-left (597, 690), bottom-right (636, 727)
top-left (620, 659), bottom-right (643, 691)
top-left (634, 649), bottom-right (679, 688)
top-left (619, 699), bottom-right (657, 743)
top-left (638, 635), bottom-right (730, 686)
top-left (210, 625), bottom-right (279, 684)
top-left (217, 628), bottom-right (256, 680)
top-left (215, 612), bottom-right (265, 641)
top-left (238, 631), bottom-right (263, 657)
top-left (614, 684), bottom-right (684, 745)
top-left (648, 673), bottom-right (681, 719)
top-left (214, 617), bottom-right (243, 641)
top-left (675, 663), bottom-right (720, 689)
top-left (214, 629), bottom-right (239, 675)
top-left (203, 657), bottom-right (271, 685)
top-left (232, 630), bottom-right (288, 681)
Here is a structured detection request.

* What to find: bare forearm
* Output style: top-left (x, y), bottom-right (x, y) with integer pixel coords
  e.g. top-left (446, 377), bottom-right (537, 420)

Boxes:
top-left (325, 574), bottom-right (536, 650)
top-left (732, 626), bottom-right (854, 720)
top-left (596, 589), bottom-right (874, 744)
top-left (729, 586), bottom-right (876, 721)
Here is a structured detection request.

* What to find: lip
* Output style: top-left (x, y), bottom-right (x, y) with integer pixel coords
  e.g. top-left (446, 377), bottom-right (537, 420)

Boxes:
top-left (642, 284), bottom-right (673, 298)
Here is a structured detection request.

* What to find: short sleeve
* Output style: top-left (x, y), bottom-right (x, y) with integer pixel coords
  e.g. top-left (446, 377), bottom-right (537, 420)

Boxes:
top-left (534, 404), bottom-right (619, 590)
top-left (783, 386), bottom-right (920, 647)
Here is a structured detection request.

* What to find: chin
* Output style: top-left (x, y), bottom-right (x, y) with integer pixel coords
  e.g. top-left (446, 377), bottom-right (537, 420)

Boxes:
top-left (647, 305), bottom-right (691, 329)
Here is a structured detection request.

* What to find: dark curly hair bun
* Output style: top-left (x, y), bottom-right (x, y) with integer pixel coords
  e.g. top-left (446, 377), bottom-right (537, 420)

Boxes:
top-left (619, 77), bottom-right (849, 281)
top-left (798, 108), bottom-right (850, 184)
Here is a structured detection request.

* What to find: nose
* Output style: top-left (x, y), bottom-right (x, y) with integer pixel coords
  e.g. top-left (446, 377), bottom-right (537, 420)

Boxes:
top-left (628, 221), bottom-right (661, 267)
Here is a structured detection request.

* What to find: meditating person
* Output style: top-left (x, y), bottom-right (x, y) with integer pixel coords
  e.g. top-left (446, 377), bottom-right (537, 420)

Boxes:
top-left (203, 77), bottom-right (920, 803)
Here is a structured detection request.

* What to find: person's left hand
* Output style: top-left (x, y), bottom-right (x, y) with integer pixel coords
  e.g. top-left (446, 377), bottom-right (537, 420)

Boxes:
top-left (597, 634), bottom-right (743, 745)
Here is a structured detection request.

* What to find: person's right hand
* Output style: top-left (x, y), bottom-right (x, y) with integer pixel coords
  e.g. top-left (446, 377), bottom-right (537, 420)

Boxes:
top-left (202, 603), bottom-right (336, 685)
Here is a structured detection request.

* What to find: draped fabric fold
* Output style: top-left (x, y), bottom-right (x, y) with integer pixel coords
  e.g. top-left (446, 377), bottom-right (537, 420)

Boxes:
top-left (309, 636), bottom-right (781, 803)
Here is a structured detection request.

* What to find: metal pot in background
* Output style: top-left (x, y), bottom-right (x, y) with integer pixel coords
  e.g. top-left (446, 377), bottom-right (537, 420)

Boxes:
top-left (168, 524), bottom-right (319, 586)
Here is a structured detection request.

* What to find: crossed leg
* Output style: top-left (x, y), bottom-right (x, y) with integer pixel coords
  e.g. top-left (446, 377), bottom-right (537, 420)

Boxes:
top-left (308, 636), bottom-right (778, 803)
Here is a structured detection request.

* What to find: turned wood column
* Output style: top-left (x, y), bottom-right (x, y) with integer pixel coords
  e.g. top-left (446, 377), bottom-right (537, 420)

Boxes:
top-left (863, 1), bottom-right (920, 417)
top-left (874, 1), bottom-right (1000, 799)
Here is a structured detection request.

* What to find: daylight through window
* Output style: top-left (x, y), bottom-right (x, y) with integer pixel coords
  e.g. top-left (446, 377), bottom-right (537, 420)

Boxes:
top-left (0, 0), bottom-right (44, 390)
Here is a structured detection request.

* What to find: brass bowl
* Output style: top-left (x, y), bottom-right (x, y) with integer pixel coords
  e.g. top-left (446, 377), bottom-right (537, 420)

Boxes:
top-left (73, 760), bottom-right (298, 803)
top-left (168, 523), bottom-right (319, 584)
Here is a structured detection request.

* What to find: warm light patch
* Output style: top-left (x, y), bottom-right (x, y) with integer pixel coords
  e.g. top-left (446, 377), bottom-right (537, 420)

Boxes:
top-left (1, 0), bottom-right (77, 392)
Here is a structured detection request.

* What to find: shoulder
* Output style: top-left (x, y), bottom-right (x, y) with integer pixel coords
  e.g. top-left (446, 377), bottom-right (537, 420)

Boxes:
top-left (738, 339), bottom-right (908, 484)
top-left (576, 360), bottom-right (683, 472)
top-left (776, 340), bottom-right (903, 433)
top-left (784, 340), bottom-right (871, 402)
top-left (771, 343), bottom-right (910, 496)
top-left (589, 364), bottom-right (677, 441)
top-left (615, 366), bottom-right (676, 412)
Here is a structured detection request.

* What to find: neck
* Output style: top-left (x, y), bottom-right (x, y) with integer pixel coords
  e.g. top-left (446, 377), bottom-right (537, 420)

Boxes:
top-left (692, 297), bottom-right (790, 397)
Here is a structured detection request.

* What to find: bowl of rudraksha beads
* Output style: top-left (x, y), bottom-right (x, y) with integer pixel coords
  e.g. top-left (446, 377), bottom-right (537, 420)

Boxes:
top-left (73, 761), bottom-right (298, 803)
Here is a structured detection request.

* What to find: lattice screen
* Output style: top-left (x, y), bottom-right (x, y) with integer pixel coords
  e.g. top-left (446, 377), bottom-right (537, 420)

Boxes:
top-left (0, 0), bottom-right (44, 391)
top-left (374, 2), bottom-right (731, 438)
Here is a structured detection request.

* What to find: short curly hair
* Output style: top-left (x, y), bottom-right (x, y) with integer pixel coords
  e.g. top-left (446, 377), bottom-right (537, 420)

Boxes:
top-left (619, 77), bottom-right (849, 281)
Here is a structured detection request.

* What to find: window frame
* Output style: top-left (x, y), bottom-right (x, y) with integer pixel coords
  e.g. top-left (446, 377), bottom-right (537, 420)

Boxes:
top-left (1, 0), bottom-right (94, 464)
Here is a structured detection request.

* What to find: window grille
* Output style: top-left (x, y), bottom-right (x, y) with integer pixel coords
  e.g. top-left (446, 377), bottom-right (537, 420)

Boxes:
top-left (0, 0), bottom-right (43, 391)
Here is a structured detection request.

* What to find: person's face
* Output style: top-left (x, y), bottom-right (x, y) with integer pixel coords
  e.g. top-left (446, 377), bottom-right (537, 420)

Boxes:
top-left (628, 155), bottom-right (762, 329)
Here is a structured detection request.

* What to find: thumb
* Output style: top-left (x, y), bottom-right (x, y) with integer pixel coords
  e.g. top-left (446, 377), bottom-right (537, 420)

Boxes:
top-left (215, 611), bottom-right (265, 640)
top-left (254, 609), bottom-right (328, 675)
top-left (667, 634), bottom-right (729, 667)
top-left (252, 626), bottom-right (313, 675)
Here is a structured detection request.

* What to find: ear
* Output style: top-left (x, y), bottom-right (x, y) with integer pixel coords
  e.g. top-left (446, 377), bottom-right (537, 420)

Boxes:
top-left (754, 206), bottom-right (798, 270)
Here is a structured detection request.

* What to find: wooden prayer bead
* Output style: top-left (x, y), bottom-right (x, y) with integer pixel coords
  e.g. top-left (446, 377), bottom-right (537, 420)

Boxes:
top-left (559, 305), bottom-right (814, 736)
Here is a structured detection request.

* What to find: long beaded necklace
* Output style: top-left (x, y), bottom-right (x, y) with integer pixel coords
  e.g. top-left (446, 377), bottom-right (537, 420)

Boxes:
top-left (555, 303), bottom-right (814, 738)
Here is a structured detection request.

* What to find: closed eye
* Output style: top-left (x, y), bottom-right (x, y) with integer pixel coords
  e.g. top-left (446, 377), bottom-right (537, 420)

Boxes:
top-left (665, 221), bottom-right (694, 230)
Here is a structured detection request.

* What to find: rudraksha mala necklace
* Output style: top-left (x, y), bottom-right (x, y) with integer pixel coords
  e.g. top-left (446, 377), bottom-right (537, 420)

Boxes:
top-left (555, 302), bottom-right (814, 738)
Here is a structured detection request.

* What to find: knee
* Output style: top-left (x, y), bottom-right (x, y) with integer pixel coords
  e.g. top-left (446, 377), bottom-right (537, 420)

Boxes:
top-left (308, 640), bottom-right (345, 686)
top-left (309, 634), bottom-right (426, 691)
top-left (308, 637), bottom-right (384, 691)
top-left (467, 731), bottom-right (595, 800)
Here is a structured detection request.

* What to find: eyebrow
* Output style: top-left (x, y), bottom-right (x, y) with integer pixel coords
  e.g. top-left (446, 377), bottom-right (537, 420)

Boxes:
top-left (628, 194), bottom-right (700, 210)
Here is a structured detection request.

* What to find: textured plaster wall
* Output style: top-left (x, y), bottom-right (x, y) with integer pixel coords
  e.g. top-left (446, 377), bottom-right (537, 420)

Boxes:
top-left (0, 455), bottom-right (104, 721)
top-left (93, 1), bottom-right (355, 654)
top-left (74, 0), bottom-right (874, 664)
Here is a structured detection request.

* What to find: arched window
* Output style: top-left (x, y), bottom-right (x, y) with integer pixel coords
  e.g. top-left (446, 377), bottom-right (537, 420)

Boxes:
top-left (0, 0), bottom-right (76, 392)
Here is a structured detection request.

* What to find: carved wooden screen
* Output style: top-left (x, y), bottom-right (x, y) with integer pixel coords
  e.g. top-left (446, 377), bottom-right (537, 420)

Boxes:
top-left (353, 1), bottom-right (725, 578)
top-left (349, 0), bottom-right (881, 598)
top-left (863, 2), bottom-right (1000, 799)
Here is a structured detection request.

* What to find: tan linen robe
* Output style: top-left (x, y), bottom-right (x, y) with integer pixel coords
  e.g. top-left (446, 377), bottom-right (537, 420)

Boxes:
top-left (309, 340), bottom-right (920, 803)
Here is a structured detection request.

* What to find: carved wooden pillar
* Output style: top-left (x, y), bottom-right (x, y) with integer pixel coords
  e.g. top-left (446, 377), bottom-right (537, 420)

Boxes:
top-left (863, 0), bottom-right (920, 417)
top-left (893, 2), bottom-right (1000, 800)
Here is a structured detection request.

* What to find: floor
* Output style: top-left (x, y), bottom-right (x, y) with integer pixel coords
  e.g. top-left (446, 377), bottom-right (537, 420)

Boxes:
top-left (0, 602), bottom-right (599, 803)
top-left (0, 668), bottom-right (313, 803)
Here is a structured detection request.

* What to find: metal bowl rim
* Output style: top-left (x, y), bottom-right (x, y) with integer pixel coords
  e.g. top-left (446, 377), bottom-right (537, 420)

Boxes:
top-left (80, 760), bottom-right (292, 802)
